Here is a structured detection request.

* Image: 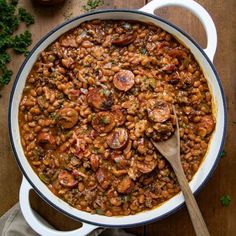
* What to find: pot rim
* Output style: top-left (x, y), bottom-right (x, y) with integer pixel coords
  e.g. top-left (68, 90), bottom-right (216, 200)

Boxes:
top-left (8, 9), bottom-right (227, 228)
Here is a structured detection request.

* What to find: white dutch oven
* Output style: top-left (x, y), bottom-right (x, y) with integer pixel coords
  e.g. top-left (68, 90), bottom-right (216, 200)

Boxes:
top-left (9, 0), bottom-right (226, 235)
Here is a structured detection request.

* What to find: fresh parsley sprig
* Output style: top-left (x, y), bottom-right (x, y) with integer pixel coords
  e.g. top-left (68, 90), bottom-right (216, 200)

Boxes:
top-left (220, 195), bottom-right (231, 207)
top-left (82, 0), bottom-right (104, 12)
top-left (0, 0), bottom-right (34, 89)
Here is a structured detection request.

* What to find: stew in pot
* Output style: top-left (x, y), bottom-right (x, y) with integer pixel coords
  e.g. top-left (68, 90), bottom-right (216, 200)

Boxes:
top-left (18, 20), bottom-right (215, 216)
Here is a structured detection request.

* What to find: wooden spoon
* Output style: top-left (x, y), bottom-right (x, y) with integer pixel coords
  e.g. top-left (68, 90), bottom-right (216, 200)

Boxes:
top-left (151, 106), bottom-right (210, 236)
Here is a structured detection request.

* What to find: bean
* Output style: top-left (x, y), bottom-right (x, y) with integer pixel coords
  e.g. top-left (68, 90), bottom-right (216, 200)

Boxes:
top-left (78, 182), bottom-right (85, 192)
top-left (138, 194), bottom-right (145, 204)
top-left (82, 40), bottom-right (93, 48)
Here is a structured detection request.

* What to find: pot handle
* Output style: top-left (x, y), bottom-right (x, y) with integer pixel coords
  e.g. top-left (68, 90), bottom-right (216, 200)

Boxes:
top-left (140, 0), bottom-right (217, 61)
top-left (19, 177), bottom-right (99, 236)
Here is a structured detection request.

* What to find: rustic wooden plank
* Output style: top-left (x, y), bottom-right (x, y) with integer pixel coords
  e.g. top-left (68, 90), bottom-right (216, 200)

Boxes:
top-left (145, 0), bottom-right (236, 235)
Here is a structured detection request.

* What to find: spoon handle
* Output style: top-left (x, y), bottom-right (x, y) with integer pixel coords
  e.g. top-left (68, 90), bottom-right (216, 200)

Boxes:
top-left (173, 164), bottom-right (210, 236)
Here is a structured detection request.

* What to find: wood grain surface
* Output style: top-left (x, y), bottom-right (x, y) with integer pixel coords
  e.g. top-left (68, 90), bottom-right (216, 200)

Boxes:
top-left (0, 0), bottom-right (235, 235)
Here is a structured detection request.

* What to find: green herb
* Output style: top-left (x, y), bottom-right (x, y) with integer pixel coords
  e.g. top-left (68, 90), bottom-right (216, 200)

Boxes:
top-left (96, 208), bottom-right (104, 215)
top-left (220, 195), bottom-right (231, 207)
top-left (139, 47), bottom-right (147, 55)
top-left (149, 78), bottom-right (157, 89)
top-left (64, 130), bottom-right (73, 139)
top-left (0, 0), bottom-right (34, 89)
top-left (121, 195), bottom-right (131, 202)
top-left (49, 112), bottom-right (58, 120)
top-left (100, 116), bottom-right (109, 125)
top-left (143, 76), bottom-right (157, 90)
top-left (92, 147), bottom-right (99, 154)
top-left (91, 113), bottom-right (96, 121)
top-left (18, 7), bottom-right (34, 26)
top-left (233, 120), bottom-right (236, 125)
top-left (82, 0), bottom-right (104, 12)
top-left (39, 173), bottom-right (50, 184)
top-left (11, 30), bottom-right (32, 55)
top-left (100, 89), bottom-right (110, 96)
top-left (220, 150), bottom-right (226, 158)
top-left (0, 69), bottom-right (12, 86)
top-left (102, 191), bottom-right (106, 197)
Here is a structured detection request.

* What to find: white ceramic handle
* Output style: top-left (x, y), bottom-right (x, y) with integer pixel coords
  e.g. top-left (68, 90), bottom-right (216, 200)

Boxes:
top-left (19, 177), bottom-right (98, 236)
top-left (140, 0), bottom-right (217, 61)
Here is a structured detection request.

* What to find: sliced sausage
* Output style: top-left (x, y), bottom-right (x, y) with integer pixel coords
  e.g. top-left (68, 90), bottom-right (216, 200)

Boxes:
top-left (197, 115), bottom-right (215, 137)
top-left (87, 88), bottom-right (113, 110)
top-left (67, 89), bottom-right (80, 101)
top-left (168, 48), bottom-right (188, 58)
top-left (111, 153), bottom-right (128, 168)
top-left (72, 169), bottom-right (88, 179)
top-left (107, 128), bottom-right (128, 149)
top-left (96, 168), bottom-right (111, 190)
top-left (112, 107), bottom-right (126, 126)
top-left (58, 171), bottom-right (78, 188)
top-left (112, 33), bottom-right (136, 46)
top-left (57, 108), bottom-right (79, 129)
top-left (117, 175), bottom-right (134, 194)
top-left (91, 111), bottom-right (115, 133)
top-left (147, 100), bottom-right (171, 123)
top-left (113, 70), bottom-right (135, 91)
top-left (136, 156), bottom-right (157, 174)
top-left (37, 132), bottom-right (56, 149)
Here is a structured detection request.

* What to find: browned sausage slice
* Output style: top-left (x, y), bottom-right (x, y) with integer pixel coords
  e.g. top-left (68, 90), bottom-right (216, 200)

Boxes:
top-left (96, 168), bottom-right (111, 190)
top-left (112, 108), bottom-right (126, 126)
top-left (147, 101), bottom-right (171, 123)
top-left (197, 115), bottom-right (215, 137)
top-left (168, 48), bottom-right (188, 58)
top-left (87, 88), bottom-right (113, 110)
top-left (136, 158), bottom-right (157, 174)
top-left (113, 70), bottom-right (135, 91)
top-left (57, 107), bottom-right (79, 129)
top-left (58, 171), bottom-right (78, 188)
top-left (37, 132), bottom-right (56, 149)
top-left (107, 128), bottom-right (128, 149)
top-left (117, 175), bottom-right (134, 194)
top-left (111, 153), bottom-right (128, 168)
top-left (91, 111), bottom-right (115, 133)
top-left (112, 33), bottom-right (136, 46)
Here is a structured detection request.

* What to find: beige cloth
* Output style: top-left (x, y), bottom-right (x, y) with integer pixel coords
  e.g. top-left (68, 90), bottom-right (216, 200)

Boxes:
top-left (0, 203), bottom-right (135, 236)
top-left (0, 203), bottom-right (38, 236)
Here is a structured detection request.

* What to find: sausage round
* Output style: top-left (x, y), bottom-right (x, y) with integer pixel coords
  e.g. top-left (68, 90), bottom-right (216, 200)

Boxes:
top-left (37, 132), bottom-right (56, 149)
top-left (87, 88), bottom-right (113, 110)
top-left (58, 171), bottom-right (78, 188)
top-left (91, 111), bottom-right (116, 133)
top-left (111, 33), bottom-right (136, 46)
top-left (107, 128), bottom-right (129, 149)
top-left (147, 100), bottom-right (171, 123)
top-left (57, 107), bottom-right (79, 129)
top-left (113, 70), bottom-right (135, 91)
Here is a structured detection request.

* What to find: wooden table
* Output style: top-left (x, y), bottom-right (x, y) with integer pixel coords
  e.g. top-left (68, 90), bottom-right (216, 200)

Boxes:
top-left (0, 0), bottom-right (235, 235)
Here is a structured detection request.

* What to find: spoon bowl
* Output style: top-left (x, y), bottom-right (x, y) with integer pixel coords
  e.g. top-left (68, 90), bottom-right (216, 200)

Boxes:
top-left (151, 106), bottom-right (210, 236)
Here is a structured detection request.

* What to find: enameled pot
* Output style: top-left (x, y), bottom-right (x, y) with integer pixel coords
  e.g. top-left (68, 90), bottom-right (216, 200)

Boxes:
top-left (9, 0), bottom-right (227, 235)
